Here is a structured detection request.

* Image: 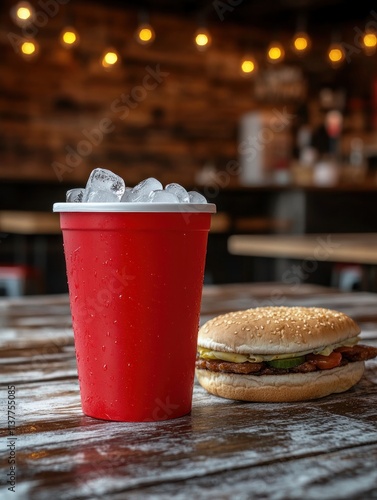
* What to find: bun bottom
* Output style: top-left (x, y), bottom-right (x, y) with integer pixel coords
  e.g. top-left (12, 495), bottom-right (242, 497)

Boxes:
top-left (195, 362), bottom-right (365, 402)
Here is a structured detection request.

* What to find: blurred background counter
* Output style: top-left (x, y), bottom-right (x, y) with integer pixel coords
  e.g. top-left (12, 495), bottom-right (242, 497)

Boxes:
top-left (2, 181), bottom-right (377, 294)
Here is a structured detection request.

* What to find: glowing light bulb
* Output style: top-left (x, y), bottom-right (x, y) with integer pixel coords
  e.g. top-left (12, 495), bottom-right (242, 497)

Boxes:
top-left (329, 48), bottom-right (342, 62)
top-left (60, 27), bottom-right (79, 47)
top-left (136, 24), bottom-right (155, 45)
top-left (241, 58), bottom-right (257, 75)
top-left (364, 32), bottom-right (377, 48)
top-left (195, 29), bottom-right (211, 51)
top-left (102, 50), bottom-right (119, 68)
top-left (103, 52), bottom-right (118, 65)
top-left (11, 2), bottom-right (34, 26)
top-left (196, 33), bottom-right (208, 46)
top-left (293, 32), bottom-right (310, 53)
top-left (328, 44), bottom-right (345, 65)
top-left (21, 41), bottom-right (35, 54)
top-left (20, 40), bottom-right (38, 59)
top-left (17, 6), bottom-right (31, 20)
top-left (267, 42), bottom-right (284, 63)
top-left (363, 32), bottom-right (377, 56)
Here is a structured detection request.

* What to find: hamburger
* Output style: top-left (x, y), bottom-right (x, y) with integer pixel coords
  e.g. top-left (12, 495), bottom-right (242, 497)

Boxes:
top-left (195, 306), bottom-right (377, 402)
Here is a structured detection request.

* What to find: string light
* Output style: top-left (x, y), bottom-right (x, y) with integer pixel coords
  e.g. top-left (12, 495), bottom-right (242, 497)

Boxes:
top-left (60, 27), bottom-right (79, 48)
top-left (195, 28), bottom-right (211, 51)
top-left (101, 49), bottom-right (120, 69)
top-left (292, 32), bottom-right (311, 53)
top-left (9, 8), bottom-right (377, 72)
top-left (11, 1), bottom-right (34, 26)
top-left (267, 41), bottom-right (284, 63)
top-left (21, 41), bottom-right (35, 54)
top-left (363, 32), bottom-right (377, 55)
top-left (135, 23), bottom-right (155, 45)
top-left (292, 13), bottom-right (310, 55)
top-left (363, 32), bottom-right (377, 48)
top-left (328, 43), bottom-right (345, 66)
top-left (20, 39), bottom-right (38, 59)
top-left (17, 6), bottom-right (31, 19)
top-left (240, 56), bottom-right (257, 75)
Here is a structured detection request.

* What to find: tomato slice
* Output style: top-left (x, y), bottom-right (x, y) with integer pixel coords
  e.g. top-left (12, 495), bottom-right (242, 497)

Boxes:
top-left (306, 351), bottom-right (342, 370)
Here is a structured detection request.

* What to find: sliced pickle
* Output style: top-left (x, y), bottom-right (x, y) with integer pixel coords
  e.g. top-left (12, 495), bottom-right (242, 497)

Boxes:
top-left (267, 356), bottom-right (306, 369)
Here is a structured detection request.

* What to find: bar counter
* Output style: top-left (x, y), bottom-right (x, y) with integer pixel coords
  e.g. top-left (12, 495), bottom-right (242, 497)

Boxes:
top-left (1, 283), bottom-right (377, 499)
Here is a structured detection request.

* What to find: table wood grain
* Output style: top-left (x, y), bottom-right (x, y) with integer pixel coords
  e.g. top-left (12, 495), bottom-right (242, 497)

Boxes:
top-left (1, 284), bottom-right (377, 499)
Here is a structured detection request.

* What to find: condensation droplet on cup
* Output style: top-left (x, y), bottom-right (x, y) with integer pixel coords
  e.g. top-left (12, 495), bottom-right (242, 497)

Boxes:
top-left (113, 320), bottom-right (117, 324)
top-left (106, 331), bottom-right (110, 337)
top-left (101, 345), bottom-right (106, 352)
top-left (103, 364), bottom-right (107, 371)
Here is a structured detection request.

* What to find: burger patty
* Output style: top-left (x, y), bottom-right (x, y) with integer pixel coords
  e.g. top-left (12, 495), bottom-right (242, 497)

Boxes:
top-left (334, 344), bottom-right (377, 361)
top-left (195, 344), bottom-right (377, 376)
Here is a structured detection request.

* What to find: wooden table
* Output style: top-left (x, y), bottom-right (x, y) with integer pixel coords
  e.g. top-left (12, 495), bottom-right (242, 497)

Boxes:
top-left (228, 233), bottom-right (377, 291)
top-left (228, 233), bottom-right (377, 264)
top-left (1, 283), bottom-right (377, 499)
top-left (0, 211), bottom-right (60, 236)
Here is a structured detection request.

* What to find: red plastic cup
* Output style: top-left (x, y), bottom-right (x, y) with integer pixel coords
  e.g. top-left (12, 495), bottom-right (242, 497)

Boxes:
top-left (53, 201), bottom-right (216, 421)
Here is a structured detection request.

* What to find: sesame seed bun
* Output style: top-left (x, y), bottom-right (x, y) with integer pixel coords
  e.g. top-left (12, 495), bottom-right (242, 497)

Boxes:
top-left (196, 362), bottom-right (365, 402)
top-left (197, 306), bottom-right (360, 356)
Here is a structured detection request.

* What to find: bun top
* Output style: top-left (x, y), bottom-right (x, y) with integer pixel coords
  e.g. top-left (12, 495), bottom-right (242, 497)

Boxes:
top-left (198, 306), bottom-right (360, 355)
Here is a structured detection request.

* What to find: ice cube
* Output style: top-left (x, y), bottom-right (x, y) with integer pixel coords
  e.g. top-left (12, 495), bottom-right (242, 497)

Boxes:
top-left (148, 190), bottom-right (180, 203)
top-left (188, 191), bottom-right (207, 204)
top-left (165, 183), bottom-right (190, 203)
top-left (66, 188), bottom-right (85, 203)
top-left (120, 187), bottom-right (133, 202)
top-left (129, 178), bottom-right (163, 202)
top-left (85, 190), bottom-right (119, 202)
top-left (84, 168), bottom-right (125, 201)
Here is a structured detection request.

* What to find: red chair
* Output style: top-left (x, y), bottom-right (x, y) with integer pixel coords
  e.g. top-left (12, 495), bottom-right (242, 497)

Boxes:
top-left (0, 265), bottom-right (43, 297)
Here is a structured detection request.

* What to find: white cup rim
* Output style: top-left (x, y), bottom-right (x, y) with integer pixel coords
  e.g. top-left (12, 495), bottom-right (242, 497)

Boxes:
top-left (53, 202), bottom-right (217, 213)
